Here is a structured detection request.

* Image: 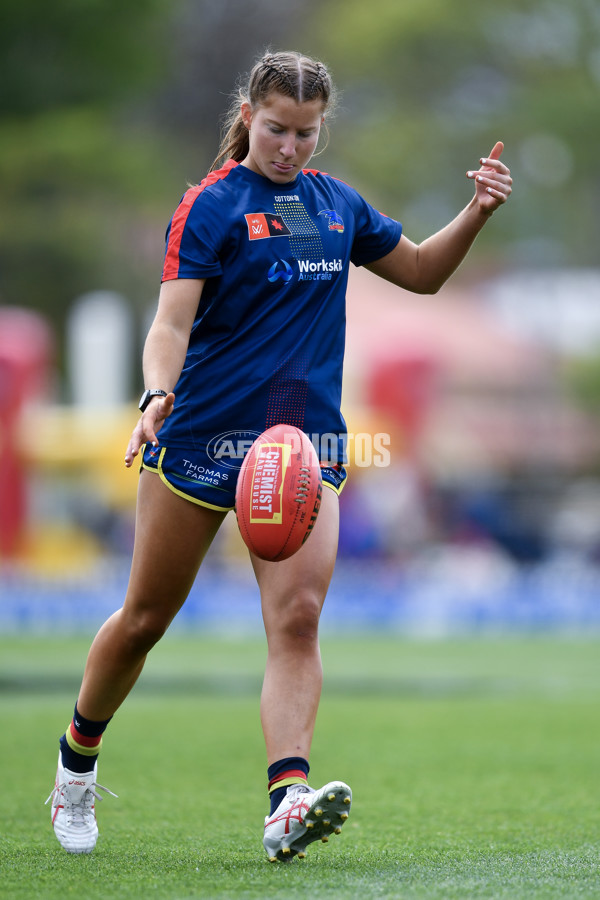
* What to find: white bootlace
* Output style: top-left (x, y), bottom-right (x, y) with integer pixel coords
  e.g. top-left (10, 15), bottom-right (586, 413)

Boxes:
top-left (45, 780), bottom-right (118, 814)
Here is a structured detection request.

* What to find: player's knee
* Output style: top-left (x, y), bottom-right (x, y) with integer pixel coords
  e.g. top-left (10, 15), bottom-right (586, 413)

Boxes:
top-left (121, 609), bottom-right (171, 654)
top-left (278, 588), bottom-right (322, 641)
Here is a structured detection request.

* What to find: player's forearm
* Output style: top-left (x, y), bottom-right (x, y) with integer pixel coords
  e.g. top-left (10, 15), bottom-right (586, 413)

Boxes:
top-left (414, 197), bottom-right (492, 293)
top-left (141, 321), bottom-right (189, 392)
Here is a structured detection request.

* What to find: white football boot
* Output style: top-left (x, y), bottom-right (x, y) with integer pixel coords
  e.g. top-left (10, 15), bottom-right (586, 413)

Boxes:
top-left (263, 780), bottom-right (352, 861)
top-left (45, 753), bottom-right (117, 853)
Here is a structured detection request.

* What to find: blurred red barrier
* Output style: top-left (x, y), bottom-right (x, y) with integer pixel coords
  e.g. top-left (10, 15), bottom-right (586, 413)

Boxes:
top-left (0, 308), bottom-right (54, 558)
top-left (367, 352), bottom-right (438, 455)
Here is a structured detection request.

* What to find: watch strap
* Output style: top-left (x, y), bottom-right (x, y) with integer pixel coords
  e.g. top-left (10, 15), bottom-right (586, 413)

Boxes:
top-left (139, 389), bottom-right (168, 412)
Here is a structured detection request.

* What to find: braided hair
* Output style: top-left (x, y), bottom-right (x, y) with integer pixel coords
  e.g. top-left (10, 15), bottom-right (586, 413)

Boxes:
top-left (211, 51), bottom-right (336, 171)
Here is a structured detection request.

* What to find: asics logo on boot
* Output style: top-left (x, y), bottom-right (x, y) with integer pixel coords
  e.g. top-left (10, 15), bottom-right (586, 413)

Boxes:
top-left (68, 779), bottom-right (87, 786)
top-left (266, 797), bottom-right (310, 835)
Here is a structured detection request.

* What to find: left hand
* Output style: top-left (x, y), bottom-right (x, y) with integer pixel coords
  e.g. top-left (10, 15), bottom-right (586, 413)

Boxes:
top-left (467, 141), bottom-right (512, 214)
top-left (124, 392), bottom-right (175, 467)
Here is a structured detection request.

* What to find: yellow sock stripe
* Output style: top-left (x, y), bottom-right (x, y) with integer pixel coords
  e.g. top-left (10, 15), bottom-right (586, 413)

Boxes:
top-left (65, 726), bottom-right (103, 757)
top-left (268, 775), bottom-right (308, 794)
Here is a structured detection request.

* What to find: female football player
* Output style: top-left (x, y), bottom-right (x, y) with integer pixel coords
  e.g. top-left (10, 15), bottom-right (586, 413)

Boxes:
top-left (47, 49), bottom-right (512, 860)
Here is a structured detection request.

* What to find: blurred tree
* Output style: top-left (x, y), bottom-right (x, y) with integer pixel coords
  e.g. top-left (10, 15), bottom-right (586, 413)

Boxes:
top-left (0, 1), bottom-right (167, 115)
top-left (564, 354), bottom-right (600, 414)
top-left (303, 0), bottom-right (600, 268)
top-left (0, 0), bottom-right (176, 362)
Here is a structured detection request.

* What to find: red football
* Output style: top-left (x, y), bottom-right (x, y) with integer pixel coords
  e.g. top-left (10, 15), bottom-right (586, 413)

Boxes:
top-left (235, 424), bottom-right (322, 561)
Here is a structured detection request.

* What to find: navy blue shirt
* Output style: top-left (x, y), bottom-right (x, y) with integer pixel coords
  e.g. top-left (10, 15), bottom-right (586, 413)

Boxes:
top-left (159, 160), bottom-right (402, 462)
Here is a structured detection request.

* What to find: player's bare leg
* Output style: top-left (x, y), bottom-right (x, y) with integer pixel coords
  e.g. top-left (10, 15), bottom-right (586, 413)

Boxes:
top-left (77, 471), bottom-right (226, 721)
top-left (252, 485), bottom-right (339, 764)
top-left (48, 472), bottom-right (226, 853)
top-left (254, 487), bottom-right (352, 860)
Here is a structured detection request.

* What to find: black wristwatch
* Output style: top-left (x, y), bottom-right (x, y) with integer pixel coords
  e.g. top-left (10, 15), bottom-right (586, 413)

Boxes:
top-left (139, 389), bottom-right (168, 412)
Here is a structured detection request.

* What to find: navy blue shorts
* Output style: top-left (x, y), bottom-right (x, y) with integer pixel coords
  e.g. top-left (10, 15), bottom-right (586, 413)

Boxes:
top-left (141, 442), bottom-right (347, 511)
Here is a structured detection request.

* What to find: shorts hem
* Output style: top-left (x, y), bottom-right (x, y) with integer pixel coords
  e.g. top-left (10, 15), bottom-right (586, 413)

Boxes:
top-left (322, 477), bottom-right (345, 497)
top-left (320, 464), bottom-right (348, 496)
top-left (140, 452), bottom-right (234, 512)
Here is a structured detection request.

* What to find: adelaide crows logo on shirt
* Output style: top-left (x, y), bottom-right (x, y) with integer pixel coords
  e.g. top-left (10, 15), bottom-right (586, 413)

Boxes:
top-left (318, 209), bottom-right (345, 233)
top-left (245, 213), bottom-right (292, 240)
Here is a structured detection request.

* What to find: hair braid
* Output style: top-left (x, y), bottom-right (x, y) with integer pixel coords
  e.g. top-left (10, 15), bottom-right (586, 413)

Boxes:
top-left (262, 53), bottom-right (292, 83)
top-left (313, 62), bottom-right (327, 93)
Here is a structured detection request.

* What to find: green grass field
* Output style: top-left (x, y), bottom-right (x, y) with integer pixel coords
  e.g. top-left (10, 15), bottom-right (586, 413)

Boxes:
top-left (1, 633), bottom-right (599, 899)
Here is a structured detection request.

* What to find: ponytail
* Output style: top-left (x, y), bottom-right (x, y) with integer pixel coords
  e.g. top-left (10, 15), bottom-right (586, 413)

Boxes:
top-left (211, 102), bottom-right (250, 172)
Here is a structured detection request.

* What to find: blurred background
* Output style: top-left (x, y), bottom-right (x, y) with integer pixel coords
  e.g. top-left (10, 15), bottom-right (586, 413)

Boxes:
top-left (2, 0), bottom-right (600, 635)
